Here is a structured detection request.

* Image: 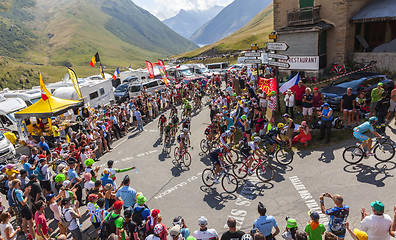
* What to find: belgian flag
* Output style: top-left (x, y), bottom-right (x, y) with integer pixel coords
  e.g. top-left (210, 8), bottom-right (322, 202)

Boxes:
top-left (90, 52), bottom-right (100, 67)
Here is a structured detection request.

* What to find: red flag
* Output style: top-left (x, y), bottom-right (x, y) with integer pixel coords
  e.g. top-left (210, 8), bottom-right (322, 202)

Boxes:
top-left (258, 77), bottom-right (277, 94)
top-left (158, 59), bottom-right (167, 76)
top-left (146, 61), bottom-right (154, 78)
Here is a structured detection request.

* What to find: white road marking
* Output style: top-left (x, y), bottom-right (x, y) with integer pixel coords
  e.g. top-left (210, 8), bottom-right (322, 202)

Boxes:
top-left (153, 172), bottom-right (201, 199)
top-left (289, 176), bottom-right (329, 225)
top-left (98, 150), bottom-right (157, 168)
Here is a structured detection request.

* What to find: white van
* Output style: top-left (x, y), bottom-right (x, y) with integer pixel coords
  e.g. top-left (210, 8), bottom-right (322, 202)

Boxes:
top-left (206, 62), bottom-right (229, 75)
top-left (0, 133), bottom-right (16, 163)
top-left (0, 97), bottom-right (28, 136)
top-left (1, 89), bottom-right (41, 106)
top-left (128, 79), bottom-right (166, 98)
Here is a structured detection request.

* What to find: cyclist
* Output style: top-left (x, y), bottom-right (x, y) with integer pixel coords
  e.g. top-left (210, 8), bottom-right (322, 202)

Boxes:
top-left (182, 117), bottom-right (191, 132)
top-left (220, 126), bottom-right (236, 150)
top-left (164, 122), bottom-right (173, 144)
top-left (209, 147), bottom-right (227, 184)
top-left (240, 136), bottom-right (266, 174)
top-left (170, 105), bottom-right (178, 118)
top-left (353, 117), bottom-right (383, 156)
top-left (183, 100), bottom-right (192, 118)
top-left (158, 114), bottom-right (167, 135)
top-left (177, 128), bottom-right (190, 154)
top-left (265, 123), bottom-right (284, 157)
top-left (204, 122), bottom-right (216, 143)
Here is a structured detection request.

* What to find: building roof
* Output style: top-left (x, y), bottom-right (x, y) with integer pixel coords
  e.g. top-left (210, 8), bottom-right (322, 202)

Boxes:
top-left (351, 0), bottom-right (396, 23)
top-left (277, 21), bottom-right (333, 34)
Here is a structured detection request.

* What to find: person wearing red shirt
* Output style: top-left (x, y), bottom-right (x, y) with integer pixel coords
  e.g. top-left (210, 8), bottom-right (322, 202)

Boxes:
top-left (291, 81), bottom-right (306, 115)
top-left (34, 200), bottom-right (52, 240)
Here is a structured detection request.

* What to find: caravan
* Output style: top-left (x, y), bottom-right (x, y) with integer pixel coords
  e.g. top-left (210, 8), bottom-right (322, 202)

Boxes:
top-left (0, 97), bottom-right (27, 136)
top-left (1, 89), bottom-right (41, 106)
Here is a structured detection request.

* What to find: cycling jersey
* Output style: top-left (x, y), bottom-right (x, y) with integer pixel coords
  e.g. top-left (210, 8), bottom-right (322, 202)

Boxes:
top-left (205, 125), bottom-right (215, 135)
top-left (172, 116), bottom-right (179, 124)
top-left (353, 122), bottom-right (374, 142)
top-left (240, 141), bottom-right (255, 158)
top-left (220, 130), bottom-right (232, 145)
top-left (209, 148), bottom-right (223, 165)
top-left (164, 125), bottom-right (172, 133)
top-left (159, 117), bottom-right (167, 125)
top-left (177, 132), bottom-right (190, 143)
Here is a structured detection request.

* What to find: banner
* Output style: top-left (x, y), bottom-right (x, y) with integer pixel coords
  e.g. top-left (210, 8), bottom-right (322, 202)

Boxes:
top-left (67, 68), bottom-right (83, 99)
top-left (157, 65), bottom-right (169, 87)
top-left (40, 73), bottom-right (49, 101)
top-left (158, 59), bottom-right (167, 76)
top-left (146, 61), bottom-right (154, 78)
top-left (258, 77), bottom-right (277, 94)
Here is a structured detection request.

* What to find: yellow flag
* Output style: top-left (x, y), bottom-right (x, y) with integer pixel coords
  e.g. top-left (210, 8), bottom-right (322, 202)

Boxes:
top-left (39, 73), bottom-right (51, 101)
top-left (67, 68), bottom-right (83, 99)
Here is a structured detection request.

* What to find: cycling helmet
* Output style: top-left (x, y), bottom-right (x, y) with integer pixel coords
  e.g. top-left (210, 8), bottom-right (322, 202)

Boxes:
top-left (124, 207), bottom-right (133, 219)
top-left (369, 117), bottom-right (378, 122)
top-left (277, 123), bottom-right (285, 129)
top-left (161, 114), bottom-right (165, 117)
top-left (253, 137), bottom-right (261, 143)
top-left (183, 128), bottom-right (189, 132)
top-left (169, 123), bottom-right (173, 126)
top-left (174, 114), bottom-right (177, 117)
top-left (282, 113), bottom-right (290, 118)
top-left (186, 117), bottom-right (190, 121)
top-left (241, 234), bottom-right (253, 240)
top-left (154, 224), bottom-right (163, 235)
top-left (173, 216), bottom-right (183, 226)
top-left (230, 126), bottom-right (236, 131)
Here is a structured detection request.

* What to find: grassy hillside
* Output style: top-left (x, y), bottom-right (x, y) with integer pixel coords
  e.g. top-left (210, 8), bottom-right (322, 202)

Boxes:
top-left (181, 3), bottom-right (273, 58)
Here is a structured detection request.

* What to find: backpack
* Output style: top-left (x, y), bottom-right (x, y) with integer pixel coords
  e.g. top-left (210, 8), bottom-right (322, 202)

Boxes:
top-left (132, 204), bottom-right (148, 227)
top-left (34, 165), bottom-right (45, 181)
top-left (100, 213), bottom-right (123, 239)
top-left (333, 117), bottom-right (343, 129)
top-left (60, 208), bottom-right (72, 228)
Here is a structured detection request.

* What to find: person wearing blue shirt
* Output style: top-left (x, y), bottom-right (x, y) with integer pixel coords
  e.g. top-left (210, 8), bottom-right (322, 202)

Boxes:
top-left (21, 156), bottom-right (35, 177)
top-left (319, 103), bottom-right (333, 143)
top-left (253, 202), bottom-right (280, 240)
top-left (320, 193), bottom-right (349, 239)
top-left (67, 159), bottom-right (83, 204)
top-left (115, 175), bottom-right (136, 209)
top-left (353, 116), bottom-right (382, 156)
top-left (38, 136), bottom-right (50, 153)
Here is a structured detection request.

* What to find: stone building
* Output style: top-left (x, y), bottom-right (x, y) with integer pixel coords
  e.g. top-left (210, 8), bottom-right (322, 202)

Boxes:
top-left (273, 0), bottom-right (396, 76)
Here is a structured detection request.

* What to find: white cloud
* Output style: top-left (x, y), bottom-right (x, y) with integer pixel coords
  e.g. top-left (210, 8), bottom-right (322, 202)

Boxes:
top-left (132, 0), bottom-right (233, 20)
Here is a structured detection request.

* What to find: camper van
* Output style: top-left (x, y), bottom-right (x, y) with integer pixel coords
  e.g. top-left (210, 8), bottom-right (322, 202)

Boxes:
top-left (0, 97), bottom-right (27, 136)
top-left (206, 62), bottom-right (229, 75)
top-left (185, 64), bottom-right (212, 79)
top-left (128, 79), bottom-right (166, 97)
top-left (1, 89), bottom-right (41, 106)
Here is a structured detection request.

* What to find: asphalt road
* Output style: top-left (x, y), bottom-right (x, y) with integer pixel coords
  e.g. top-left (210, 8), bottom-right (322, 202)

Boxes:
top-left (77, 106), bottom-right (396, 240)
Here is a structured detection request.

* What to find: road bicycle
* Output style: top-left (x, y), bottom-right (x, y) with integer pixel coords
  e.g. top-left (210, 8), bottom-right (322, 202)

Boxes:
top-left (200, 137), bottom-right (219, 153)
top-left (328, 63), bottom-right (352, 76)
top-left (163, 135), bottom-right (172, 155)
top-left (232, 155), bottom-right (275, 182)
top-left (202, 163), bottom-right (239, 193)
top-left (174, 145), bottom-right (192, 167)
top-left (342, 136), bottom-right (395, 164)
top-left (262, 139), bottom-right (294, 165)
top-left (158, 123), bottom-right (165, 139)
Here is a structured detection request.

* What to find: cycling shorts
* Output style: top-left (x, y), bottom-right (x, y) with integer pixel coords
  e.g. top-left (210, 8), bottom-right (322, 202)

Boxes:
top-left (353, 131), bottom-right (369, 142)
top-left (240, 149), bottom-right (252, 158)
top-left (265, 135), bottom-right (276, 145)
top-left (210, 154), bottom-right (221, 166)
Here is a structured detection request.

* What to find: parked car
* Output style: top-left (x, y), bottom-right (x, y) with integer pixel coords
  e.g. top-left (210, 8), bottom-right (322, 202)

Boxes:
top-left (320, 73), bottom-right (394, 110)
top-left (123, 76), bottom-right (138, 84)
top-left (114, 84), bottom-right (129, 103)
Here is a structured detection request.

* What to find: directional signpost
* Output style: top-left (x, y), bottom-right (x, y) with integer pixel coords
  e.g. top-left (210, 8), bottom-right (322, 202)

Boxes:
top-left (268, 60), bottom-right (290, 68)
top-left (267, 42), bottom-right (289, 51)
top-left (245, 52), bottom-right (261, 57)
top-left (268, 53), bottom-right (289, 61)
top-left (244, 59), bottom-right (262, 64)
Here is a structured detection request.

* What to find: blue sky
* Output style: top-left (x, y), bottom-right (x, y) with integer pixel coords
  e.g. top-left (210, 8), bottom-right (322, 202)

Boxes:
top-left (133, 0), bottom-right (233, 20)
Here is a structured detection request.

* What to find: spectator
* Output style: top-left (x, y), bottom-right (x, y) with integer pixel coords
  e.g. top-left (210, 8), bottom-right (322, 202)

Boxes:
top-left (146, 224), bottom-right (163, 240)
top-left (284, 90), bottom-right (295, 119)
top-left (169, 225), bottom-right (182, 240)
top-left (290, 81), bottom-right (306, 115)
top-left (302, 88), bottom-right (313, 124)
top-left (312, 87), bottom-right (324, 119)
top-left (370, 83), bottom-right (383, 117)
top-left (221, 217), bottom-right (245, 240)
top-left (253, 202), bottom-right (280, 240)
top-left (26, 174), bottom-right (43, 215)
top-left (123, 207), bottom-right (139, 240)
top-left (115, 175), bottom-right (137, 209)
top-left (132, 194), bottom-right (150, 232)
top-left (292, 121), bottom-right (311, 146)
top-left (52, 122), bottom-right (61, 144)
top-left (135, 108), bottom-right (144, 132)
top-left (386, 83), bottom-right (396, 124)
top-left (282, 114), bottom-right (294, 147)
top-left (46, 193), bottom-right (67, 236)
top-left (324, 232), bottom-right (337, 240)
top-left (34, 200), bottom-right (52, 240)
top-left (341, 87), bottom-right (355, 128)
top-left (258, 89), bottom-right (267, 113)
top-left (304, 211), bottom-right (325, 240)
top-left (375, 92), bottom-right (390, 134)
top-left (360, 200), bottom-right (392, 240)
top-left (295, 231), bottom-right (307, 240)
top-left (318, 103), bottom-right (333, 143)
top-left (320, 193), bottom-right (349, 240)
top-left (281, 218), bottom-right (298, 240)
top-left (21, 155), bottom-right (36, 177)
top-left (38, 136), bottom-right (50, 154)
top-left (102, 200), bottom-right (124, 238)
top-left (87, 194), bottom-right (100, 230)
top-left (61, 197), bottom-right (82, 240)
top-left (345, 222), bottom-right (368, 240)
top-left (355, 92), bottom-right (366, 124)
top-left (193, 216), bottom-right (219, 240)
top-left (67, 159), bottom-right (83, 204)
top-left (0, 212), bottom-right (20, 240)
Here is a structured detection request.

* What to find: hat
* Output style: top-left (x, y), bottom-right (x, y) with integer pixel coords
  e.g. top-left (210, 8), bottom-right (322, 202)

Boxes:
top-left (286, 218), bottom-right (298, 228)
top-left (370, 200), bottom-right (384, 212)
top-left (38, 158), bottom-right (46, 163)
top-left (282, 113), bottom-right (290, 118)
top-left (322, 103), bottom-right (329, 107)
top-left (84, 158), bottom-right (95, 167)
top-left (353, 229), bottom-right (368, 240)
top-left (151, 209), bottom-right (160, 218)
top-left (29, 174), bottom-right (37, 180)
top-left (61, 197), bottom-right (72, 206)
top-left (20, 155), bottom-right (27, 161)
top-left (88, 194), bottom-right (98, 201)
top-left (55, 174), bottom-right (65, 183)
top-left (46, 193), bottom-right (56, 201)
top-left (378, 82), bottom-right (383, 86)
top-left (122, 175), bottom-right (130, 184)
top-left (313, 87), bottom-right (319, 91)
top-left (67, 158), bottom-right (77, 164)
top-left (180, 228), bottom-right (190, 239)
top-left (124, 207), bottom-right (133, 218)
top-left (169, 225), bottom-right (181, 237)
top-left (62, 180), bottom-right (71, 187)
top-left (113, 200), bottom-right (124, 210)
top-left (198, 216), bottom-right (207, 226)
top-left (286, 89), bottom-right (292, 93)
top-left (136, 194), bottom-right (146, 205)
top-left (308, 210), bottom-right (320, 221)
top-left (5, 164), bottom-right (15, 169)
top-left (38, 154), bottom-right (46, 159)
top-left (241, 115), bottom-right (247, 120)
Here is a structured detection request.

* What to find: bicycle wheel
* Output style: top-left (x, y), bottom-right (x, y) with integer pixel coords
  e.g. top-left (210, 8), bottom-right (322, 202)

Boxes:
top-left (174, 147), bottom-right (180, 161)
top-left (256, 162), bottom-right (275, 182)
top-left (373, 143), bottom-right (395, 162)
top-left (232, 161), bottom-right (248, 179)
top-left (200, 139), bottom-right (209, 153)
top-left (182, 152), bottom-right (192, 167)
top-left (225, 149), bottom-right (239, 164)
top-left (202, 168), bottom-right (215, 187)
top-left (221, 174), bottom-right (238, 193)
top-left (275, 147), bottom-right (293, 165)
top-left (343, 146), bottom-right (364, 164)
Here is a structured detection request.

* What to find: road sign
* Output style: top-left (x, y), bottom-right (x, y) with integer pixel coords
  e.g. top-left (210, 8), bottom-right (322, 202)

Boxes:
top-left (245, 52), bottom-right (261, 57)
top-left (268, 53), bottom-right (289, 60)
top-left (251, 45), bottom-right (258, 50)
top-left (269, 34), bottom-right (278, 40)
top-left (244, 59), bottom-right (262, 64)
top-left (267, 42), bottom-right (289, 51)
top-left (268, 60), bottom-right (290, 68)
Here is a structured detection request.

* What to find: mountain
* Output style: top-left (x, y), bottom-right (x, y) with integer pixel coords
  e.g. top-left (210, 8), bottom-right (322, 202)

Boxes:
top-left (190, 0), bottom-right (272, 45)
top-left (181, 3), bottom-right (273, 58)
top-left (163, 5), bottom-right (223, 39)
top-left (0, 0), bottom-right (198, 89)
